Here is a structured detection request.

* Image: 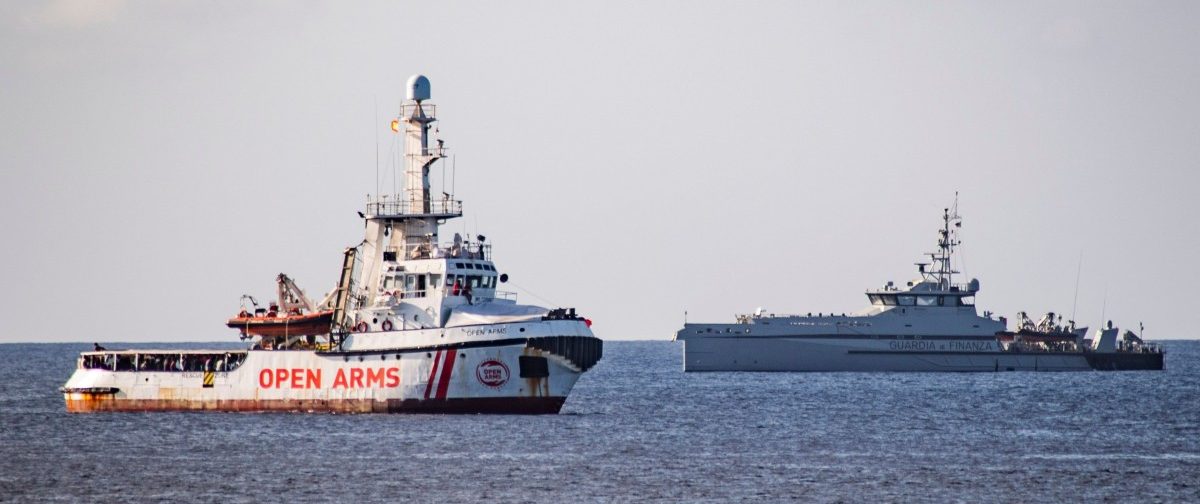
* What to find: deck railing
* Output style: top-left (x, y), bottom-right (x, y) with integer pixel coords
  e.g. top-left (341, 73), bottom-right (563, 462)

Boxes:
top-left (366, 198), bottom-right (462, 218)
top-left (400, 103), bottom-right (436, 119)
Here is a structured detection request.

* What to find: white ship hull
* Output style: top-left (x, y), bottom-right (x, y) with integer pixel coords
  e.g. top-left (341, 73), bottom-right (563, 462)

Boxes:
top-left (64, 321), bottom-right (601, 414)
top-left (678, 328), bottom-right (1091, 372)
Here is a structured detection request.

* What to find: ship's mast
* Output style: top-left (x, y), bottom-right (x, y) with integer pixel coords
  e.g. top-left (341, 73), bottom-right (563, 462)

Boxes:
top-left (356, 75), bottom-right (461, 307)
top-left (398, 75), bottom-right (448, 256)
top-left (928, 197), bottom-right (962, 291)
top-left (403, 76), bottom-right (440, 220)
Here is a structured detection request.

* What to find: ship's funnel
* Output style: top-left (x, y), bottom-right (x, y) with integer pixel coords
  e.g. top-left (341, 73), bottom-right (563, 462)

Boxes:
top-left (407, 74), bottom-right (431, 101)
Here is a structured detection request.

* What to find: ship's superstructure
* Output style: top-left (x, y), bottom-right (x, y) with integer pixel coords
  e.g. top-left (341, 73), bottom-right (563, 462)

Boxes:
top-left (675, 203), bottom-right (1161, 372)
top-left (63, 76), bottom-right (603, 413)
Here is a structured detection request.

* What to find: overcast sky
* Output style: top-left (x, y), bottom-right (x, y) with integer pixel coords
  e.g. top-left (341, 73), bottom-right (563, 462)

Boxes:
top-left (2, 1), bottom-right (1197, 343)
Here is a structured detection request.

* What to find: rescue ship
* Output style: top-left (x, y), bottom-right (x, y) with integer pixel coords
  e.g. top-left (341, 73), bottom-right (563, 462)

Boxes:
top-left (675, 202), bottom-right (1163, 372)
top-left (62, 75), bottom-right (603, 413)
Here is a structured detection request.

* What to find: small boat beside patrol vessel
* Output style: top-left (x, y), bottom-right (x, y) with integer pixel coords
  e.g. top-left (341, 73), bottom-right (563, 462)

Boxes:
top-left (62, 75), bottom-right (603, 413)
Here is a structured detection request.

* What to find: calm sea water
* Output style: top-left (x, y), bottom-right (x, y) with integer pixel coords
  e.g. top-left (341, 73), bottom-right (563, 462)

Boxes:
top-left (1, 340), bottom-right (1197, 503)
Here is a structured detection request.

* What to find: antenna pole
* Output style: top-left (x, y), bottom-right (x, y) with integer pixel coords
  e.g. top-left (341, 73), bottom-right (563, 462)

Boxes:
top-left (374, 96), bottom-right (380, 198)
top-left (1100, 285), bottom-right (1108, 327)
top-left (1071, 251), bottom-right (1083, 323)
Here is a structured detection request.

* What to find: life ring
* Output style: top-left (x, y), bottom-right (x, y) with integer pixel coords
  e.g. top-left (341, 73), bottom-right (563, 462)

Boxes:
top-left (381, 319), bottom-right (394, 331)
top-left (354, 321), bottom-right (369, 332)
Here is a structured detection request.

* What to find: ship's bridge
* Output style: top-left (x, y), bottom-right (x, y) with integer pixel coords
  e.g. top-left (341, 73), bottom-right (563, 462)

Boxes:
top-left (866, 279), bottom-right (979, 308)
top-left (378, 254), bottom-right (514, 302)
top-left (380, 237), bottom-right (490, 262)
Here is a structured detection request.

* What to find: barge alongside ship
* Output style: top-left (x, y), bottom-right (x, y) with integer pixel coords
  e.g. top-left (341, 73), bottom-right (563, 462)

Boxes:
top-left (62, 75), bottom-right (602, 413)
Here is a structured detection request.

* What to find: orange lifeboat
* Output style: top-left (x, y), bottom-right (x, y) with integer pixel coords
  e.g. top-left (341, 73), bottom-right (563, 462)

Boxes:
top-left (226, 309), bottom-right (335, 338)
top-left (226, 273), bottom-right (333, 337)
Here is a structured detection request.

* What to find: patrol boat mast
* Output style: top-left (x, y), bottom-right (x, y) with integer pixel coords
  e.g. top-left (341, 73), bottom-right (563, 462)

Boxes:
top-left (927, 201), bottom-right (962, 292)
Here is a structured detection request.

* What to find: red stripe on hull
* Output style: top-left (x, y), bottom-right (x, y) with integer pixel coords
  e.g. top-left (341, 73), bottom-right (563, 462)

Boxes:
top-left (436, 349), bottom-right (457, 399)
top-left (423, 349), bottom-right (442, 399)
top-left (64, 396), bottom-right (567, 414)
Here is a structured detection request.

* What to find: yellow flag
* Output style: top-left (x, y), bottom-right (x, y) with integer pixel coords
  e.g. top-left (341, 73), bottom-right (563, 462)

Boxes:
top-left (390, 120), bottom-right (400, 132)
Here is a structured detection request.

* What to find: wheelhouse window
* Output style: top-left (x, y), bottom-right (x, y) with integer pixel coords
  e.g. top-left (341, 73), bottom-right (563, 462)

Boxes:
top-left (868, 294), bottom-right (882, 305)
top-left (917, 295), bottom-right (937, 306)
top-left (898, 295), bottom-right (916, 306)
top-left (880, 295), bottom-right (898, 306)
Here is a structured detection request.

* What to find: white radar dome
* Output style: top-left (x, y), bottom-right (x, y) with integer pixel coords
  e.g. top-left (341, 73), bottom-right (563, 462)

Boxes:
top-left (406, 74), bottom-right (431, 101)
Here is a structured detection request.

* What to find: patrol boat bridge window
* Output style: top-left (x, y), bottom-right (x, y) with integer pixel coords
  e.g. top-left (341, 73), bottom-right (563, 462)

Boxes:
top-left (869, 293), bottom-right (974, 307)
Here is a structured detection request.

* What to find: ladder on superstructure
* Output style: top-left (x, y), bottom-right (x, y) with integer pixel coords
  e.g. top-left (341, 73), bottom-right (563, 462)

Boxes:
top-left (329, 247), bottom-right (359, 348)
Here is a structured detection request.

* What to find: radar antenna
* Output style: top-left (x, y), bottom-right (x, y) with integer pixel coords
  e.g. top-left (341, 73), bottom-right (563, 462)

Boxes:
top-left (929, 194), bottom-right (963, 291)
